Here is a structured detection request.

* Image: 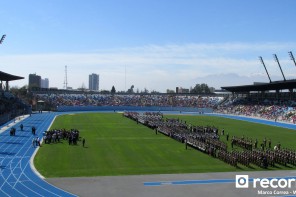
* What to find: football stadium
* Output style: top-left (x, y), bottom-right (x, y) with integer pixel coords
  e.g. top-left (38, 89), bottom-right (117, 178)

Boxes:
top-left (2, 1), bottom-right (296, 197)
top-left (2, 60), bottom-right (296, 196)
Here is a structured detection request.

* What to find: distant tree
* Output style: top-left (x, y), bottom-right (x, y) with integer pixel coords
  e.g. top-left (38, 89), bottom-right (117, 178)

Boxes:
top-left (101, 90), bottom-right (110, 94)
top-left (10, 85), bottom-right (28, 97)
top-left (10, 86), bottom-right (19, 93)
top-left (191, 84), bottom-right (200, 93)
top-left (140, 88), bottom-right (149, 94)
top-left (166, 89), bottom-right (176, 94)
top-left (190, 83), bottom-right (212, 94)
top-left (111, 86), bottom-right (116, 94)
top-left (151, 90), bottom-right (161, 94)
top-left (127, 85), bottom-right (134, 94)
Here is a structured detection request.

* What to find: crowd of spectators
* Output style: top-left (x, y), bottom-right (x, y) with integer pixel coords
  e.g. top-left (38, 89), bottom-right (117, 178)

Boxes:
top-left (31, 92), bottom-right (296, 124)
top-left (0, 90), bottom-right (30, 125)
top-left (1, 91), bottom-right (25, 114)
top-left (215, 97), bottom-right (296, 123)
top-left (34, 93), bottom-right (224, 109)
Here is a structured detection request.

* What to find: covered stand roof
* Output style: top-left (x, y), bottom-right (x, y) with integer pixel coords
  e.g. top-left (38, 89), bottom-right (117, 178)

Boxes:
top-left (0, 71), bottom-right (24, 81)
top-left (221, 80), bottom-right (296, 92)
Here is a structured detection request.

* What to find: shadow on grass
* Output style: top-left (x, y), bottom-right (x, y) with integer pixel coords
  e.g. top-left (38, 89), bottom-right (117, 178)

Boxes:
top-left (246, 165), bottom-right (256, 170)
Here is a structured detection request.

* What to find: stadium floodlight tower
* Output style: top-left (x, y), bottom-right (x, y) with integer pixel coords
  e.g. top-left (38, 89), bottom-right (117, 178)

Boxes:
top-left (0, 34), bottom-right (6, 44)
top-left (259, 56), bottom-right (272, 83)
top-left (273, 54), bottom-right (286, 81)
top-left (288, 51), bottom-right (296, 67)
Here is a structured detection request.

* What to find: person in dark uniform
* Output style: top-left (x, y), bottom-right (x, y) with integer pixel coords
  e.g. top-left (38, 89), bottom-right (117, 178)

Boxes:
top-left (32, 126), bottom-right (36, 135)
top-left (261, 143), bottom-right (264, 151)
top-left (82, 138), bottom-right (86, 147)
top-left (263, 156), bottom-right (268, 168)
top-left (10, 127), bottom-right (16, 136)
top-left (231, 138), bottom-right (234, 149)
top-left (268, 139), bottom-right (271, 149)
top-left (20, 124), bottom-right (23, 131)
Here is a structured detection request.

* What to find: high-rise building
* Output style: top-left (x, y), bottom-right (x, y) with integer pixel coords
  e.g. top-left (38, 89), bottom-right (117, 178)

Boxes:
top-left (89, 73), bottom-right (99, 91)
top-left (41, 78), bottom-right (49, 88)
top-left (28, 74), bottom-right (41, 89)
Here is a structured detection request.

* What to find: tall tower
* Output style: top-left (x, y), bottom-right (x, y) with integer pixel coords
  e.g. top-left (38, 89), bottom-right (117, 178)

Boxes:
top-left (89, 73), bottom-right (99, 91)
top-left (41, 78), bottom-right (49, 88)
top-left (63, 65), bottom-right (68, 89)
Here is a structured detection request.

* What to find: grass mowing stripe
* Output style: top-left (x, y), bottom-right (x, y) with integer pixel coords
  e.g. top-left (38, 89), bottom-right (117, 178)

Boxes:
top-left (34, 113), bottom-right (296, 178)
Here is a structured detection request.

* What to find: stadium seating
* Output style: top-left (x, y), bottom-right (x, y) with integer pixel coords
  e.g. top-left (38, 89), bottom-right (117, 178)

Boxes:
top-left (34, 93), bottom-right (224, 112)
top-left (0, 90), bottom-right (31, 126)
top-left (215, 96), bottom-right (296, 123)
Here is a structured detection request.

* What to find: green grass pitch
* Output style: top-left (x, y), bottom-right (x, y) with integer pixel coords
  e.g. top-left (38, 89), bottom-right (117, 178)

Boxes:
top-left (34, 113), bottom-right (296, 178)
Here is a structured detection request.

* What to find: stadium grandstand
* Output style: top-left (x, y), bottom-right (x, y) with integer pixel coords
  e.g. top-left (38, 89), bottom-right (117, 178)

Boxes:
top-left (3, 54), bottom-right (296, 197)
top-left (0, 71), bottom-right (31, 125)
top-left (217, 51), bottom-right (296, 123)
top-left (27, 52), bottom-right (296, 125)
top-left (32, 91), bottom-right (224, 113)
top-left (0, 51), bottom-right (286, 127)
top-left (31, 88), bottom-right (296, 124)
top-left (32, 87), bottom-right (296, 124)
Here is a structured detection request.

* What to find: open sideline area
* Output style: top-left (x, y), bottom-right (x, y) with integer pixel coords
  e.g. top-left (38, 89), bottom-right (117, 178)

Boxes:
top-left (46, 170), bottom-right (296, 197)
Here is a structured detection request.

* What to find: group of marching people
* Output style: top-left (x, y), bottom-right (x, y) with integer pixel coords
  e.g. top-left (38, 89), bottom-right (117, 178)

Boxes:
top-left (210, 139), bottom-right (294, 168)
top-left (124, 111), bottom-right (227, 159)
top-left (217, 151), bottom-right (238, 167)
top-left (124, 111), bottom-right (296, 169)
top-left (157, 118), bottom-right (188, 143)
top-left (230, 136), bottom-right (253, 150)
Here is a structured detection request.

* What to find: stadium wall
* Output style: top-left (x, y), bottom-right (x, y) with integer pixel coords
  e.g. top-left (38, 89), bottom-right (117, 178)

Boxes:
top-left (57, 106), bottom-right (213, 113)
top-left (0, 114), bottom-right (10, 126)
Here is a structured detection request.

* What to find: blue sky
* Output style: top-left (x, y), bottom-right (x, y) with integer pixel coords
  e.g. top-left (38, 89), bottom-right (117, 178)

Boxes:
top-left (0, 0), bottom-right (296, 92)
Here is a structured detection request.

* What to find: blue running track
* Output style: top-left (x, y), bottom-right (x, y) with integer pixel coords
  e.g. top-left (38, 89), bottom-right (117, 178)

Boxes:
top-left (0, 112), bottom-right (76, 197)
top-left (209, 113), bottom-right (296, 130)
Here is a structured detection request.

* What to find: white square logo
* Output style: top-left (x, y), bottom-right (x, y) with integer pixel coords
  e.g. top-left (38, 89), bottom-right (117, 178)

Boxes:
top-left (236, 175), bottom-right (249, 188)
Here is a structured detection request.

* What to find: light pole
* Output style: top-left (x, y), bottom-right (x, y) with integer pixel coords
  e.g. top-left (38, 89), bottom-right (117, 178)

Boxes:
top-left (288, 51), bottom-right (296, 67)
top-left (259, 56), bottom-right (272, 83)
top-left (273, 54), bottom-right (286, 81)
top-left (0, 34), bottom-right (6, 44)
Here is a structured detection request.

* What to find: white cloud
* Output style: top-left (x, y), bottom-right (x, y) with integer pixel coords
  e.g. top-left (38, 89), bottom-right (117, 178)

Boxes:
top-left (2, 42), bottom-right (296, 92)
